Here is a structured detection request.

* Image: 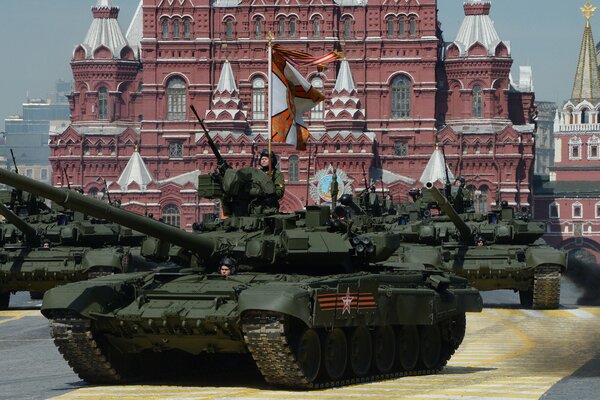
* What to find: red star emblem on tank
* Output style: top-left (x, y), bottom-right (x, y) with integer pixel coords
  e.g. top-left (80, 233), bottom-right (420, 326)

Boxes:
top-left (341, 287), bottom-right (354, 315)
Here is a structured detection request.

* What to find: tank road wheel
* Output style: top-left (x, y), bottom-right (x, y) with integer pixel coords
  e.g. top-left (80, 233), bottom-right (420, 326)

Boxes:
top-left (396, 325), bottom-right (419, 371)
top-left (519, 289), bottom-right (534, 308)
top-left (295, 328), bottom-right (321, 383)
top-left (419, 325), bottom-right (442, 370)
top-left (322, 328), bottom-right (347, 380)
top-left (348, 326), bottom-right (372, 377)
top-left (0, 291), bottom-right (9, 310)
top-left (373, 325), bottom-right (396, 373)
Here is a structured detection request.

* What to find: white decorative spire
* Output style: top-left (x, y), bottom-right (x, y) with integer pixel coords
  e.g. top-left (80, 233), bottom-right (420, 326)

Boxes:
top-left (333, 60), bottom-right (356, 93)
top-left (125, 0), bottom-right (143, 58)
top-left (419, 145), bottom-right (455, 185)
top-left (216, 60), bottom-right (238, 94)
top-left (327, 59), bottom-right (364, 119)
top-left (117, 148), bottom-right (153, 191)
top-left (96, 0), bottom-right (114, 6)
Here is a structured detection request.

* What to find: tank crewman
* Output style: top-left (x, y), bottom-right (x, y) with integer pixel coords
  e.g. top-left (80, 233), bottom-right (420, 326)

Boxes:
top-left (451, 176), bottom-right (466, 214)
top-left (476, 236), bottom-right (485, 247)
top-left (258, 149), bottom-right (285, 200)
top-left (219, 256), bottom-right (237, 276)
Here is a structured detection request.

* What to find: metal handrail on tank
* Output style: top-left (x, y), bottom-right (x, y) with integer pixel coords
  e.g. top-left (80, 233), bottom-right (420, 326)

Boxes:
top-left (424, 181), bottom-right (472, 243)
top-left (0, 168), bottom-right (216, 255)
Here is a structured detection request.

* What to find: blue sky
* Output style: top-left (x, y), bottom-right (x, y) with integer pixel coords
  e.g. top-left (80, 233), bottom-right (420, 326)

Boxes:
top-left (0, 0), bottom-right (590, 130)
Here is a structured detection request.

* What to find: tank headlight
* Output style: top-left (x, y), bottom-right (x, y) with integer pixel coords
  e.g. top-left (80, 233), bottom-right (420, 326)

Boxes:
top-left (351, 237), bottom-right (361, 246)
top-left (356, 244), bottom-right (365, 253)
top-left (361, 237), bottom-right (371, 245)
top-left (366, 244), bottom-right (375, 254)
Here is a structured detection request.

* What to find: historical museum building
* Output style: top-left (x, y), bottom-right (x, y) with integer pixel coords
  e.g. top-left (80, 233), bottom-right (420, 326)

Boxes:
top-left (51, 0), bottom-right (536, 230)
top-left (533, 1), bottom-right (600, 261)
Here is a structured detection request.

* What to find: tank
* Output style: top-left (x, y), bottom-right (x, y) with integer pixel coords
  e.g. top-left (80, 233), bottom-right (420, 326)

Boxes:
top-left (0, 156), bottom-right (482, 388)
top-left (391, 182), bottom-right (567, 309)
top-left (0, 187), bottom-right (159, 309)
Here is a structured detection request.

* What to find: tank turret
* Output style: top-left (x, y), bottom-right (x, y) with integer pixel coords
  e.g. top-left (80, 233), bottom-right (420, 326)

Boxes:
top-left (424, 181), bottom-right (472, 242)
top-left (0, 201), bottom-right (38, 244)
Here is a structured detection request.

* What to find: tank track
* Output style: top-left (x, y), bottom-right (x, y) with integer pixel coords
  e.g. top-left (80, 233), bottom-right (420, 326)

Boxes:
top-left (532, 268), bottom-right (561, 309)
top-left (242, 311), bottom-right (457, 389)
top-left (50, 316), bottom-right (127, 384)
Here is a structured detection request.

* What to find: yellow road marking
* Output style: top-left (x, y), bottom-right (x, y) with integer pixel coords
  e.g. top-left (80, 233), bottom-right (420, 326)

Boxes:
top-left (0, 310), bottom-right (39, 324)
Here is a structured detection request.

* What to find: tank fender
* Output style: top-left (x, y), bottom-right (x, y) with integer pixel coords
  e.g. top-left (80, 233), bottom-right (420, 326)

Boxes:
top-left (238, 285), bottom-right (312, 326)
top-left (40, 272), bottom-right (148, 319)
top-left (526, 247), bottom-right (567, 272)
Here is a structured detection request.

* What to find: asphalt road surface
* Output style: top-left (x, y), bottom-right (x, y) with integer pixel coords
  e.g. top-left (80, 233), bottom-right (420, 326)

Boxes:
top-left (1, 278), bottom-right (599, 400)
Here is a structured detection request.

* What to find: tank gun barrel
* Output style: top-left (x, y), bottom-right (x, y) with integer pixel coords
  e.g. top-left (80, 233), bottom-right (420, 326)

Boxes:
top-left (0, 168), bottom-right (216, 254)
top-left (424, 181), bottom-right (472, 242)
top-left (0, 201), bottom-right (38, 242)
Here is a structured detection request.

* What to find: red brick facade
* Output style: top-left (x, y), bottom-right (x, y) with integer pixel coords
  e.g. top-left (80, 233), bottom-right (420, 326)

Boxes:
top-left (51, 0), bottom-right (535, 230)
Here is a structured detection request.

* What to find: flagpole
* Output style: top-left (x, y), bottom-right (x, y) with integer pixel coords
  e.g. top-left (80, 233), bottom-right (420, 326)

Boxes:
top-left (267, 32), bottom-right (274, 174)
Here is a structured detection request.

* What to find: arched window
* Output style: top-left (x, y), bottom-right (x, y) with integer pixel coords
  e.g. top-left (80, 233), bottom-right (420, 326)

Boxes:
top-left (312, 17), bottom-right (321, 37)
top-left (572, 202), bottom-right (583, 218)
top-left (581, 108), bottom-right (589, 123)
top-left (277, 17), bottom-right (285, 37)
top-left (98, 87), bottom-right (108, 120)
top-left (398, 17), bottom-right (405, 38)
top-left (310, 77), bottom-right (324, 119)
top-left (569, 136), bottom-right (582, 160)
top-left (254, 16), bottom-right (264, 38)
top-left (391, 75), bottom-right (411, 118)
top-left (183, 20), bottom-right (191, 39)
top-left (386, 17), bottom-right (395, 38)
top-left (89, 187), bottom-right (99, 198)
top-left (288, 155), bottom-right (299, 182)
top-left (341, 16), bottom-right (352, 38)
top-left (472, 85), bottom-right (483, 118)
top-left (252, 78), bottom-right (266, 120)
top-left (289, 17), bottom-right (297, 37)
top-left (162, 204), bottom-right (180, 228)
top-left (549, 202), bottom-right (559, 218)
top-left (173, 20), bottom-right (180, 39)
top-left (167, 77), bottom-right (186, 121)
top-left (225, 17), bottom-right (234, 40)
top-left (162, 20), bottom-right (169, 39)
top-left (589, 136), bottom-right (600, 159)
top-left (408, 17), bottom-right (417, 37)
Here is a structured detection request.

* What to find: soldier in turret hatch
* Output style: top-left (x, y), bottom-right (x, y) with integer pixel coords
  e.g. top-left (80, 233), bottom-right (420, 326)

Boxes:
top-left (258, 149), bottom-right (285, 200)
top-left (451, 176), bottom-right (466, 213)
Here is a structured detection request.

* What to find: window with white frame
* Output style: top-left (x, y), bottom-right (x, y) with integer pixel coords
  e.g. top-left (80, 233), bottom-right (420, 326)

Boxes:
top-left (596, 202), bottom-right (600, 218)
top-left (572, 202), bottom-right (582, 218)
top-left (398, 17), bottom-right (405, 38)
top-left (408, 17), bottom-right (417, 37)
top-left (288, 155), bottom-right (299, 182)
top-left (391, 75), bottom-right (411, 118)
top-left (169, 142), bottom-right (183, 158)
top-left (289, 17), bottom-right (297, 37)
top-left (549, 202), bottom-right (559, 218)
top-left (588, 135), bottom-right (600, 159)
top-left (162, 204), bottom-right (180, 228)
top-left (569, 136), bottom-right (582, 160)
top-left (225, 17), bottom-right (234, 40)
top-left (312, 16), bottom-right (321, 37)
top-left (310, 77), bottom-right (324, 119)
top-left (98, 87), bottom-right (108, 120)
top-left (167, 77), bottom-right (186, 120)
top-left (574, 222), bottom-right (583, 236)
top-left (162, 20), bottom-right (169, 39)
top-left (254, 16), bottom-right (263, 38)
top-left (173, 20), bottom-right (180, 39)
top-left (472, 85), bottom-right (483, 118)
top-left (183, 20), bottom-right (191, 39)
top-left (252, 78), bottom-right (265, 120)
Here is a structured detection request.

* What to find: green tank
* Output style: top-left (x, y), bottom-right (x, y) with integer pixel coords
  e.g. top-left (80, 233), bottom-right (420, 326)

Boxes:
top-left (391, 182), bottom-right (567, 309)
top-left (0, 157), bottom-right (482, 388)
top-left (0, 187), bottom-right (155, 308)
